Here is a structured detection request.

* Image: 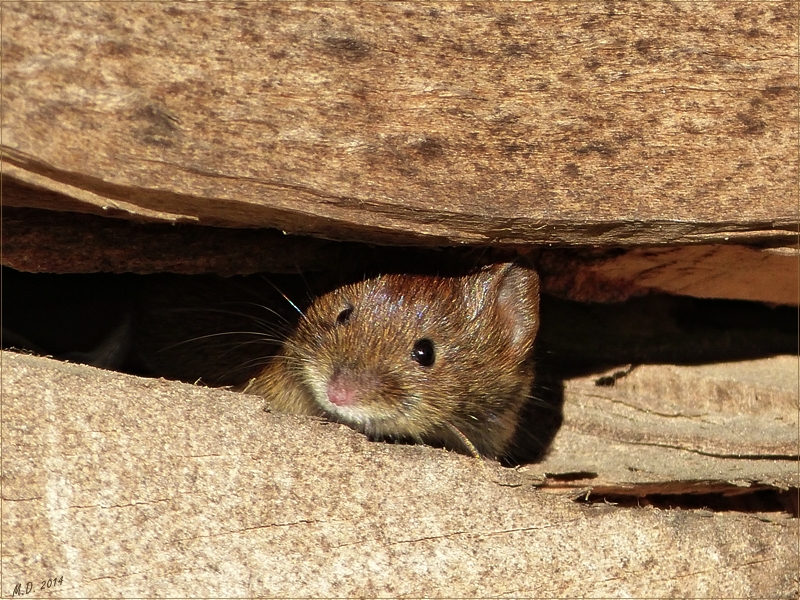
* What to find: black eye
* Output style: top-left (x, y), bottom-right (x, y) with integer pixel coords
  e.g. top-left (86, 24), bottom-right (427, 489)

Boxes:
top-left (411, 338), bottom-right (436, 367)
top-left (336, 305), bottom-right (353, 325)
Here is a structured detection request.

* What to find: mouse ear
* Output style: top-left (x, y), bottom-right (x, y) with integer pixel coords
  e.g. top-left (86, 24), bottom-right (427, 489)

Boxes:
top-left (481, 263), bottom-right (541, 354)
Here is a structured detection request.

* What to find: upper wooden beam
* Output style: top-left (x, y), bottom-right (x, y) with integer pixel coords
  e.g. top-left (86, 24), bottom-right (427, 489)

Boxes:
top-left (2, 2), bottom-right (797, 245)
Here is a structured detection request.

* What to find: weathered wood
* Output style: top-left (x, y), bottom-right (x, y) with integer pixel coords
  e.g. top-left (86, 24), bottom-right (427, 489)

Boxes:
top-left (0, 205), bottom-right (356, 276)
top-left (534, 357), bottom-right (799, 492)
top-left (2, 2), bottom-right (798, 245)
top-left (3, 352), bottom-right (798, 597)
top-left (539, 244), bottom-right (800, 305)
top-left (4, 206), bottom-right (798, 307)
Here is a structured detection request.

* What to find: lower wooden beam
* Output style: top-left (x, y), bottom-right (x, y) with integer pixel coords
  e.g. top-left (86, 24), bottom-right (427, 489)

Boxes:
top-left (3, 352), bottom-right (797, 597)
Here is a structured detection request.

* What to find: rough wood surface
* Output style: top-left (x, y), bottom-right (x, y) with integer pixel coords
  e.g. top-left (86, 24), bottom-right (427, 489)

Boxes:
top-left (2, 352), bottom-right (798, 597)
top-left (4, 206), bottom-right (798, 307)
top-left (1, 205), bottom-right (356, 276)
top-left (2, 2), bottom-right (798, 245)
top-left (534, 357), bottom-right (799, 492)
top-left (539, 244), bottom-right (800, 305)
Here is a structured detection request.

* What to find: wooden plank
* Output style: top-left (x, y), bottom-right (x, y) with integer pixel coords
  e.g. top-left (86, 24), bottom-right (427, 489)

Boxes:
top-left (538, 244), bottom-right (800, 306)
top-left (3, 352), bottom-right (797, 597)
top-left (2, 2), bottom-right (798, 245)
top-left (4, 205), bottom-right (796, 306)
top-left (531, 356), bottom-right (799, 492)
top-left (0, 205), bottom-right (355, 276)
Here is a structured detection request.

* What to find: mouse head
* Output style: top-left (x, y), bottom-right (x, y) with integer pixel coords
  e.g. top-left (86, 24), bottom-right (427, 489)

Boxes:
top-left (282, 262), bottom-right (540, 457)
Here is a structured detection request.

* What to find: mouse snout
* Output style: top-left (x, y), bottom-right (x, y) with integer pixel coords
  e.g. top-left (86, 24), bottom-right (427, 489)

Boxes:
top-left (325, 368), bottom-right (377, 408)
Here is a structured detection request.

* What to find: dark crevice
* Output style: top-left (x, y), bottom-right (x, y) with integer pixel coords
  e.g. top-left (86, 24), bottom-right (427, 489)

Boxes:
top-left (575, 485), bottom-right (799, 517)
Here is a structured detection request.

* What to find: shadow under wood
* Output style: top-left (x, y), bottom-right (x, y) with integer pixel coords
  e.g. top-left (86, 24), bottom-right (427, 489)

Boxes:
top-left (536, 293), bottom-right (798, 379)
top-left (573, 482), bottom-right (800, 518)
top-left (501, 366), bottom-right (565, 466)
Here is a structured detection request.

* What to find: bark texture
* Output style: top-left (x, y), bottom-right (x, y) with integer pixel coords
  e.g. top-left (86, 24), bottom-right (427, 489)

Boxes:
top-left (2, 2), bottom-right (798, 245)
top-left (2, 352), bottom-right (798, 597)
top-left (538, 244), bottom-right (800, 305)
top-left (3, 206), bottom-right (797, 306)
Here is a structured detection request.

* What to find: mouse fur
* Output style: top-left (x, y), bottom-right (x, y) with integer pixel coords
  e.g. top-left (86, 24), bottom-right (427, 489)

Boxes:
top-left (243, 262), bottom-right (540, 459)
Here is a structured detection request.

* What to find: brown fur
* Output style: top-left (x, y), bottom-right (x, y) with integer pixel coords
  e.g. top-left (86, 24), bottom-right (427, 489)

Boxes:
top-left (244, 263), bottom-right (540, 459)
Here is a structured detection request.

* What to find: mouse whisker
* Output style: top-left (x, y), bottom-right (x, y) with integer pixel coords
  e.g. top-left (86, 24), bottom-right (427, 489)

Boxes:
top-left (148, 305), bottom-right (274, 325)
top-left (523, 392), bottom-right (560, 412)
top-left (212, 360), bottom-right (276, 382)
top-left (208, 343), bottom-right (283, 367)
top-left (211, 336), bottom-right (288, 353)
top-left (216, 301), bottom-right (295, 328)
top-left (258, 276), bottom-right (304, 317)
top-left (155, 331), bottom-right (286, 354)
top-left (443, 420), bottom-right (482, 459)
top-left (288, 264), bottom-right (317, 307)
top-left (263, 354), bottom-right (307, 371)
top-left (147, 306), bottom-right (292, 341)
top-left (276, 340), bottom-right (308, 357)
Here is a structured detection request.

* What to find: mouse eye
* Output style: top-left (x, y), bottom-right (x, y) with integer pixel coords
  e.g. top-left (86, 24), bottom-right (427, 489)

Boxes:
top-left (336, 305), bottom-right (354, 326)
top-left (411, 338), bottom-right (436, 367)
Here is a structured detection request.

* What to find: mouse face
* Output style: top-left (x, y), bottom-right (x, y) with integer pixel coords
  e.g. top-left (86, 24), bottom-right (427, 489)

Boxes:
top-left (245, 262), bottom-right (540, 459)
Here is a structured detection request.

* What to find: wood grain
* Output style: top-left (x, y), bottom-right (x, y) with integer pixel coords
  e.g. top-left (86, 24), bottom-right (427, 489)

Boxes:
top-left (3, 352), bottom-right (797, 597)
top-left (4, 205), bottom-right (796, 306)
top-left (539, 244), bottom-right (800, 305)
top-left (2, 2), bottom-right (798, 245)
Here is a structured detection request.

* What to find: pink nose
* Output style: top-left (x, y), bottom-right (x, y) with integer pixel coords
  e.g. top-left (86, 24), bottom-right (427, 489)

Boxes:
top-left (326, 376), bottom-right (359, 407)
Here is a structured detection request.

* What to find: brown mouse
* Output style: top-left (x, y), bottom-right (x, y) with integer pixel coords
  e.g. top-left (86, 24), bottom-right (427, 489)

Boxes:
top-left (243, 262), bottom-right (540, 459)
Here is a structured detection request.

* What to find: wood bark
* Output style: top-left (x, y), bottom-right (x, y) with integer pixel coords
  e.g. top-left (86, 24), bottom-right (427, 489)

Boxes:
top-left (1, 205), bottom-right (355, 276)
top-left (4, 206), bottom-right (798, 306)
top-left (2, 2), bottom-right (798, 245)
top-left (2, 352), bottom-right (798, 597)
top-left (545, 357), bottom-right (799, 491)
top-left (538, 244), bottom-right (800, 305)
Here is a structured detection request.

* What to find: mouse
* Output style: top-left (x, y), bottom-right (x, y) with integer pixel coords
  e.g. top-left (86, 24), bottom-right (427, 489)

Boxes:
top-left (242, 262), bottom-right (540, 459)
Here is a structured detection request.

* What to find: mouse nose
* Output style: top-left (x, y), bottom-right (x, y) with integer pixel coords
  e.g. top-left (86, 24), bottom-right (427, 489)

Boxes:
top-left (326, 368), bottom-right (378, 408)
top-left (327, 374), bottom-right (359, 407)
